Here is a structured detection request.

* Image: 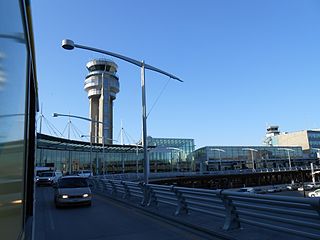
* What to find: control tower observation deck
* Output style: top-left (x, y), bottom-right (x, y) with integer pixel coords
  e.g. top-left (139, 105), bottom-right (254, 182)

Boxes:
top-left (84, 59), bottom-right (119, 144)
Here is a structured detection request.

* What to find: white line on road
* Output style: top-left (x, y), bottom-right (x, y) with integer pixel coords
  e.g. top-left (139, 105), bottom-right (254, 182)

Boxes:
top-left (43, 187), bottom-right (55, 231)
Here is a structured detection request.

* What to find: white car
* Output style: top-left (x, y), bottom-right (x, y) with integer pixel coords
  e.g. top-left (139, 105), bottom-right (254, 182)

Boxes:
top-left (54, 176), bottom-right (92, 207)
top-left (307, 183), bottom-right (320, 189)
top-left (237, 187), bottom-right (255, 193)
top-left (36, 171), bottom-right (55, 186)
top-left (308, 189), bottom-right (320, 197)
top-left (267, 187), bottom-right (282, 193)
top-left (77, 170), bottom-right (93, 178)
top-left (298, 184), bottom-right (318, 191)
top-left (286, 184), bottom-right (299, 191)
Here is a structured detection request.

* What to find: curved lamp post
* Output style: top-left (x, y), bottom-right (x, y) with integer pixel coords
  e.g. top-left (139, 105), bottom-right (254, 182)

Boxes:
top-left (61, 39), bottom-right (182, 184)
top-left (210, 148), bottom-right (225, 171)
top-left (53, 112), bottom-right (107, 175)
top-left (53, 112), bottom-right (101, 124)
top-left (242, 148), bottom-right (258, 171)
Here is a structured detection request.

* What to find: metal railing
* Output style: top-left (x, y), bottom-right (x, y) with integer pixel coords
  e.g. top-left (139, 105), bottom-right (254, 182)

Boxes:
top-left (90, 177), bottom-right (320, 239)
top-left (97, 165), bottom-right (320, 181)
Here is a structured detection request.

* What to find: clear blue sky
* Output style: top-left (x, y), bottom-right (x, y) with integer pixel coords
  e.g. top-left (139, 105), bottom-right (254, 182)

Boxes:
top-left (32, 0), bottom-right (320, 148)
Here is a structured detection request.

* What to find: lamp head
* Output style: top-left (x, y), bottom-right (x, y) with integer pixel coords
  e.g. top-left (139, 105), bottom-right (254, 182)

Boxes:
top-left (61, 39), bottom-right (75, 50)
top-left (52, 113), bottom-right (58, 117)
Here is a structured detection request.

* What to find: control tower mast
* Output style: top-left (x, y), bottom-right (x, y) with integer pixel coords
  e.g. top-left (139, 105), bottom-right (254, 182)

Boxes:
top-left (84, 59), bottom-right (119, 144)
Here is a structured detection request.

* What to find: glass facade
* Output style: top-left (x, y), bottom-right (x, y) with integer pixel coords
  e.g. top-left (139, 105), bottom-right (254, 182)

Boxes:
top-left (37, 134), bottom-right (144, 174)
top-left (308, 131), bottom-right (320, 149)
top-left (36, 135), bottom-right (196, 174)
top-left (0, 1), bottom-right (37, 239)
top-left (147, 137), bottom-right (195, 172)
top-left (36, 134), bottom-right (316, 175)
top-left (193, 146), bottom-right (305, 172)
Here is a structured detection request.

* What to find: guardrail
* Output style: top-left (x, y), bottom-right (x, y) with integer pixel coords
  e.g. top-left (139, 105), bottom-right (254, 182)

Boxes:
top-left (97, 165), bottom-right (320, 181)
top-left (90, 177), bottom-right (320, 239)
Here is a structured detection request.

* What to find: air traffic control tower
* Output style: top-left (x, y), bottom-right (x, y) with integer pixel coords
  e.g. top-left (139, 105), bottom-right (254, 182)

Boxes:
top-left (84, 59), bottom-right (119, 144)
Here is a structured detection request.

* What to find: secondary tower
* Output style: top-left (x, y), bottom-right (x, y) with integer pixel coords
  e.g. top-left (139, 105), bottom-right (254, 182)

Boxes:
top-left (84, 59), bottom-right (119, 144)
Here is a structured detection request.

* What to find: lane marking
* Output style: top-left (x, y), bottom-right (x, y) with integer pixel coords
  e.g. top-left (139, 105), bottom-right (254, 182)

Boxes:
top-left (43, 187), bottom-right (55, 231)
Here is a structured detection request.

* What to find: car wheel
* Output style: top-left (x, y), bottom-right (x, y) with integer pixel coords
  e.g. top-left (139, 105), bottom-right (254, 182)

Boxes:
top-left (310, 194), bottom-right (315, 197)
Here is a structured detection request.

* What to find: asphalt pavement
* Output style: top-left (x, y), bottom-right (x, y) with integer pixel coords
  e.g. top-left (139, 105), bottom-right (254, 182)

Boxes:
top-left (34, 186), bottom-right (221, 240)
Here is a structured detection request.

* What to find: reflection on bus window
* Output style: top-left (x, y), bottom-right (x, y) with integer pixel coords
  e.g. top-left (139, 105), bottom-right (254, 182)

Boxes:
top-left (0, 0), bottom-right (28, 239)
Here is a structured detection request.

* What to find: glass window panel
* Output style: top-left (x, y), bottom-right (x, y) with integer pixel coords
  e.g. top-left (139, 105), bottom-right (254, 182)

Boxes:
top-left (0, 1), bottom-right (28, 238)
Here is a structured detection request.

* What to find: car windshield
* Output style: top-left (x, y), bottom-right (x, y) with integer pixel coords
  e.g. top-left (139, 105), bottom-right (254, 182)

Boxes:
top-left (39, 172), bottom-right (54, 177)
top-left (58, 178), bottom-right (88, 188)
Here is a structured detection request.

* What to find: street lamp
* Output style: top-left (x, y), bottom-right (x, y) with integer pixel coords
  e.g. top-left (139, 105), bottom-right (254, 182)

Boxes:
top-left (61, 39), bottom-right (182, 184)
top-left (278, 148), bottom-right (295, 169)
top-left (80, 134), bottom-right (93, 174)
top-left (210, 148), bottom-right (225, 171)
top-left (242, 148), bottom-right (258, 171)
top-left (53, 112), bottom-right (107, 175)
top-left (81, 135), bottom-right (118, 175)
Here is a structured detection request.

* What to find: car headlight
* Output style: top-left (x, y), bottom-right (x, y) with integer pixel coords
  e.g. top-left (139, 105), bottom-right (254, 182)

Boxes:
top-left (61, 195), bottom-right (68, 199)
top-left (82, 193), bottom-right (89, 198)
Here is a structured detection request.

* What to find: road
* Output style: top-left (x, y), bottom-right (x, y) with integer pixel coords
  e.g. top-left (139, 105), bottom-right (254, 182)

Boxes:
top-left (34, 186), bottom-right (220, 240)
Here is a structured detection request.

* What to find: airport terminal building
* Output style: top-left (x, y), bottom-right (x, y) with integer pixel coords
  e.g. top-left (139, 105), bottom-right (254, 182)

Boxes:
top-left (270, 129), bottom-right (320, 154)
top-left (193, 145), bottom-right (317, 172)
top-left (148, 137), bottom-right (195, 172)
top-left (36, 134), bottom-right (195, 174)
top-left (37, 133), bottom-right (319, 175)
top-left (264, 126), bottom-right (320, 158)
top-left (37, 133), bottom-right (144, 174)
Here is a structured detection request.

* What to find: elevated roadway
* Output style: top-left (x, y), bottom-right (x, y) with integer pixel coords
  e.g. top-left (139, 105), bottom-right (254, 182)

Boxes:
top-left (34, 187), bottom-right (222, 240)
